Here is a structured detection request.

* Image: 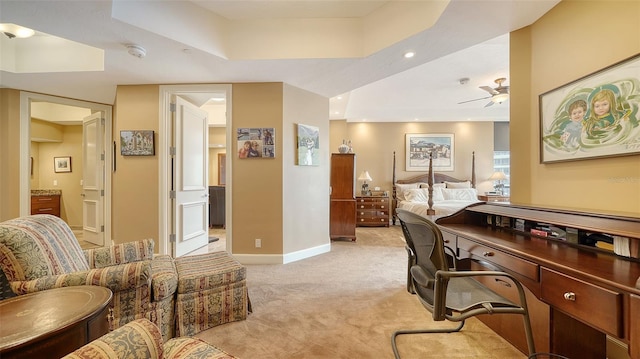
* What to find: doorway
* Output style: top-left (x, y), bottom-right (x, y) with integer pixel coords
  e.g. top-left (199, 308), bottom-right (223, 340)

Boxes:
top-left (19, 92), bottom-right (113, 245)
top-left (158, 84), bottom-right (232, 257)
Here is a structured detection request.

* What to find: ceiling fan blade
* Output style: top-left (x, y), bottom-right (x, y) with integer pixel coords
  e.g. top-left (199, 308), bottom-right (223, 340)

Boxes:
top-left (484, 101), bottom-right (495, 108)
top-left (457, 96), bottom-right (491, 104)
top-left (479, 86), bottom-right (498, 95)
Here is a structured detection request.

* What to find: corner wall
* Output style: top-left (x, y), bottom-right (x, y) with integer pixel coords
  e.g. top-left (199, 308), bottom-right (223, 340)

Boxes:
top-left (510, 0), bottom-right (640, 217)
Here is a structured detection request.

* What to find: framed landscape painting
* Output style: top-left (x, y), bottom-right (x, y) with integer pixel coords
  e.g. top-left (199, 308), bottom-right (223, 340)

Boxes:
top-left (405, 133), bottom-right (454, 171)
top-left (540, 54), bottom-right (640, 163)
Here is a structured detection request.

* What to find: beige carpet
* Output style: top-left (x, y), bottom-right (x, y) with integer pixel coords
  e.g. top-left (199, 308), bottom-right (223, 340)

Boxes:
top-left (196, 226), bottom-right (526, 359)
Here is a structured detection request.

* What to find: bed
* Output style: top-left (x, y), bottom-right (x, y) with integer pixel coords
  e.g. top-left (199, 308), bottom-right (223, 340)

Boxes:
top-left (392, 151), bottom-right (480, 224)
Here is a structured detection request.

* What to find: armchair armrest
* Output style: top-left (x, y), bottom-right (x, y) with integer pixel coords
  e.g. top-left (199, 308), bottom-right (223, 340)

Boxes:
top-left (10, 261), bottom-right (152, 295)
top-left (84, 239), bottom-right (155, 269)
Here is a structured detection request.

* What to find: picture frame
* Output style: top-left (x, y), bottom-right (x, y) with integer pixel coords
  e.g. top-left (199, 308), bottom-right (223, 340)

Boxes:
top-left (237, 127), bottom-right (275, 158)
top-left (296, 124), bottom-right (319, 166)
top-left (540, 53), bottom-right (640, 163)
top-left (54, 156), bottom-right (72, 173)
top-left (120, 130), bottom-right (155, 156)
top-left (405, 133), bottom-right (454, 171)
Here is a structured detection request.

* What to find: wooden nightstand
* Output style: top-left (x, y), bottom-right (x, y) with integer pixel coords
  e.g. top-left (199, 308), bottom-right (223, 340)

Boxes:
top-left (356, 196), bottom-right (390, 227)
top-left (477, 194), bottom-right (510, 202)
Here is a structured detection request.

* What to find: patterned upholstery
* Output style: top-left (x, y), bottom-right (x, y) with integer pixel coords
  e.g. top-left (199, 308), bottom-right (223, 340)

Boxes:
top-left (0, 215), bottom-right (178, 340)
top-left (63, 319), bottom-right (236, 359)
top-left (174, 252), bottom-right (249, 336)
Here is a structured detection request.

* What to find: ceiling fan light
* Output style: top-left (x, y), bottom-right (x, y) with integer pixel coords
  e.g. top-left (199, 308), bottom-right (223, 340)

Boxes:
top-left (492, 93), bottom-right (509, 103)
top-left (0, 23), bottom-right (35, 38)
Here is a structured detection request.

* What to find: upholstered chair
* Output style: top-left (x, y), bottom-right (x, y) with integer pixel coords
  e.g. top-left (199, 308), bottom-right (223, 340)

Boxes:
top-left (0, 214), bottom-right (178, 340)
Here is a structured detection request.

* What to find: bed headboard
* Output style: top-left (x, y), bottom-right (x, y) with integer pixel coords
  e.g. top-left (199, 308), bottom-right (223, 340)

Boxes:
top-left (391, 151), bottom-right (476, 224)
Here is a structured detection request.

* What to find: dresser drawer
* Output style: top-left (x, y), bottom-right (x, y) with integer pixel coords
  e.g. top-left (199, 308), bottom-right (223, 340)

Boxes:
top-left (457, 236), bottom-right (539, 282)
top-left (541, 268), bottom-right (622, 337)
top-left (31, 195), bottom-right (61, 217)
top-left (356, 197), bottom-right (389, 210)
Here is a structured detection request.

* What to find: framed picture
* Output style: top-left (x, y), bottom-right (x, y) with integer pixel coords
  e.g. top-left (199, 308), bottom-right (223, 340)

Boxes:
top-left (120, 130), bottom-right (155, 156)
top-left (237, 127), bottom-right (275, 158)
top-left (405, 133), bottom-right (454, 171)
top-left (296, 124), bottom-right (319, 166)
top-left (54, 156), bottom-right (72, 173)
top-left (540, 54), bottom-right (640, 163)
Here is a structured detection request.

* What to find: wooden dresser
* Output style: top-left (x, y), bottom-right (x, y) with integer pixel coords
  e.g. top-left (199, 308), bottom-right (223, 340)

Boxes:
top-left (356, 196), bottom-right (390, 227)
top-left (30, 190), bottom-right (61, 217)
top-left (330, 153), bottom-right (356, 241)
top-left (435, 203), bottom-right (640, 359)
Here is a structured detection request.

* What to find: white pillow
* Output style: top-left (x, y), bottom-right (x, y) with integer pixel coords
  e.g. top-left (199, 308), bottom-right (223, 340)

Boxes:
top-left (404, 188), bottom-right (429, 202)
top-left (431, 187), bottom-right (445, 202)
top-left (442, 188), bottom-right (477, 201)
top-left (419, 182), bottom-right (446, 189)
top-left (445, 181), bottom-right (471, 189)
top-left (395, 183), bottom-right (419, 201)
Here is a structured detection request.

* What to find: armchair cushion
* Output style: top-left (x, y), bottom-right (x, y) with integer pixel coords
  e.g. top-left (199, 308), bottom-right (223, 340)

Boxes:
top-left (151, 254), bottom-right (178, 302)
top-left (0, 215), bottom-right (89, 281)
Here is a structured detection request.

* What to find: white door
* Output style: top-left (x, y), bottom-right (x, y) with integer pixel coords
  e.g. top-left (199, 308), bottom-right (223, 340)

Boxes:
top-left (82, 112), bottom-right (105, 246)
top-left (172, 96), bottom-right (209, 257)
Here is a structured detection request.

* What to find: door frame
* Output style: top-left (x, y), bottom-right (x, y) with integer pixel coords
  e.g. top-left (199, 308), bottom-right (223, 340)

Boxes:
top-left (19, 91), bottom-right (113, 243)
top-left (158, 84), bottom-right (232, 256)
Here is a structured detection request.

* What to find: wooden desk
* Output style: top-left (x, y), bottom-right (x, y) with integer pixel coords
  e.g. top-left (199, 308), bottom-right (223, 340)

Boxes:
top-left (436, 203), bottom-right (640, 359)
top-left (0, 286), bottom-right (112, 359)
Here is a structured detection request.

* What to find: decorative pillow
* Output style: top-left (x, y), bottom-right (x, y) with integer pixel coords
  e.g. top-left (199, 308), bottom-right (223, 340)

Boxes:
top-left (431, 187), bottom-right (445, 202)
top-left (442, 188), bottom-right (477, 201)
top-left (395, 183), bottom-right (420, 201)
top-left (404, 188), bottom-right (429, 203)
top-left (445, 181), bottom-right (471, 189)
top-left (419, 182), bottom-right (446, 189)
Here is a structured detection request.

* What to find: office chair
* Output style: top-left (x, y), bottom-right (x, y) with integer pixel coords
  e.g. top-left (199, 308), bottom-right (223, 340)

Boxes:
top-left (392, 209), bottom-right (536, 358)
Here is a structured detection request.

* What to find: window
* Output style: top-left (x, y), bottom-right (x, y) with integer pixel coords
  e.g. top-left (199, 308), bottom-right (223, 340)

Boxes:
top-left (493, 151), bottom-right (510, 195)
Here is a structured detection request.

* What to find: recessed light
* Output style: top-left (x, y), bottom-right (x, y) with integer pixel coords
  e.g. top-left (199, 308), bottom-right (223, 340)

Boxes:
top-left (337, 96), bottom-right (342, 100)
top-left (404, 51), bottom-right (415, 59)
top-left (0, 23), bottom-right (35, 39)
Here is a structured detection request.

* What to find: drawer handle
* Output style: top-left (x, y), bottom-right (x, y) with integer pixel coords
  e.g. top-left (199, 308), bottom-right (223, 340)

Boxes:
top-left (38, 208), bottom-right (54, 211)
top-left (495, 278), bottom-right (512, 288)
top-left (37, 198), bottom-right (53, 202)
top-left (380, 205), bottom-right (385, 208)
top-left (482, 251), bottom-right (495, 257)
top-left (360, 205), bottom-right (364, 208)
top-left (563, 292), bottom-right (576, 301)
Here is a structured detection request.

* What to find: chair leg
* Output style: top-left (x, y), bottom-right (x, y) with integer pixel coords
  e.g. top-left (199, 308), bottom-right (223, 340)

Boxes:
top-left (391, 320), bottom-right (465, 359)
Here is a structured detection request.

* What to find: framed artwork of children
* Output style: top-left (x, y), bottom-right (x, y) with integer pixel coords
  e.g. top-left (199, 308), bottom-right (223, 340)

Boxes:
top-left (539, 53), bottom-right (640, 163)
top-left (296, 124), bottom-right (319, 166)
top-left (237, 127), bottom-right (275, 159)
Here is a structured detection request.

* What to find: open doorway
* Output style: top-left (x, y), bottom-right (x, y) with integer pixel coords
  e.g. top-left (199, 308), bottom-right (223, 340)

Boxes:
top-left (19, 92), bottom-right (113, 247)
top-left (158, 84), bottom-right (232, 257)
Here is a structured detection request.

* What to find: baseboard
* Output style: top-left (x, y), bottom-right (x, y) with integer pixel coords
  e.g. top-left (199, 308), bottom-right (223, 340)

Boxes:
top-left (234, 243), bottom-right (331, 265)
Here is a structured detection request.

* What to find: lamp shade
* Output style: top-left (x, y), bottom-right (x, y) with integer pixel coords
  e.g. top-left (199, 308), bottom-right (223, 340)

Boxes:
top-left (358, 171), bottom-right (372, 182)
top-left (488, 171), bottom-right (507, 181)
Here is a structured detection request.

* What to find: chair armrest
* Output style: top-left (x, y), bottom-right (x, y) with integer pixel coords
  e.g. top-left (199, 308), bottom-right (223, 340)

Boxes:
top-left (432, 270), bottom-right (528, 321)
top-left (62, 319), bottom-right (163, 359)
top-left (84, 239), bottom-right (155, 269)
top-left (10, 261), bottom-right (152, 295)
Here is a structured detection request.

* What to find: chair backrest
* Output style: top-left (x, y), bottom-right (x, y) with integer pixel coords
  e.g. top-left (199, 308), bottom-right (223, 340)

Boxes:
top-left (0, 215), bottom-right (89, 281)
top-left (397, 209), bottom-right (449, 275)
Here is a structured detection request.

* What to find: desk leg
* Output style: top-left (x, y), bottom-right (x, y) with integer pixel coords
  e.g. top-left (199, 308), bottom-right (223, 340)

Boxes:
top-left (551, 309), bottom-right (606, 359)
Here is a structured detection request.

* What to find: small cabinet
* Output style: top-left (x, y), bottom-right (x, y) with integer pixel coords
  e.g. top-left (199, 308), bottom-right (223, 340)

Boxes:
top-left (31, 194), bottom-right (61, 217)
top-left (356, 196), bottom-right (389, 227)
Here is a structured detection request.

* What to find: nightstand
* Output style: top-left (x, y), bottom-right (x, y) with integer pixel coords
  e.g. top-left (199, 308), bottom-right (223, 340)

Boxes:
top-left (477, 194), bottom-right (510, 202)
top-left (356, 196), bottom-right (390, 227)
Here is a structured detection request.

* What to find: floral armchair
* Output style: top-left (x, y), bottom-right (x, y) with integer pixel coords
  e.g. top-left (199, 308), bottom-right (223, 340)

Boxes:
top-left (0, 214), bottom-right (178, 340)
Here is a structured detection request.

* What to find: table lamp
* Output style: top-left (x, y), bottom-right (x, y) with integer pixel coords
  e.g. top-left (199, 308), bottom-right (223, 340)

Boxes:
top-left (358, 171), bottom-right (372, 196)
top-left (488, 171), bottom-right (507, 195)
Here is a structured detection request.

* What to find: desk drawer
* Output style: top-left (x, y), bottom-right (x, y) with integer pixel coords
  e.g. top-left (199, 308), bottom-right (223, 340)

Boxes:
top-left (541, 268), bottom-right (622, 337)
top-left (458, 236), bottom-right (539, 282)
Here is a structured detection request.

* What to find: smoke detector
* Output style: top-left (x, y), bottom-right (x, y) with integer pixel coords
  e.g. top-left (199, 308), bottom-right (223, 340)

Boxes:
top-left (459, 77), bottom-right (470, 85)
top-left (126, 44), bottom-right (146, 58)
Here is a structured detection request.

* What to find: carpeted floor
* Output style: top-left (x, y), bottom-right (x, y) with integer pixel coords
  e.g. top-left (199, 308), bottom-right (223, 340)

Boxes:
top-left (196, 226), bottom-right (526, 358)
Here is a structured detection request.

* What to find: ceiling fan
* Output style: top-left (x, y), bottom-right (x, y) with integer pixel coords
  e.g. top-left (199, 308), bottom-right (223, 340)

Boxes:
top-left (458, 77), bottom-right (510, 107)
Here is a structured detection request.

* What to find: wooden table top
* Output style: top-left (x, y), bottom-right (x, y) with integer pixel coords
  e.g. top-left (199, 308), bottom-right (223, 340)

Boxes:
top-left (0, 286), bottom-right (112, 353)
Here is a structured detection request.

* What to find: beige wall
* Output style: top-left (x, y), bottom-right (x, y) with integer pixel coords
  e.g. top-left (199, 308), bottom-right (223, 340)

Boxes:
top-left (231, 83), bottom-right (284, 254)
top-left (0, 89), bottom-right (22, 221)
top-left (112, 85), bottom-right (161, 244)
top-left (510, 0), bottom-right (640, 217)
top-left (282, 83), bottom-right (330, 254)
top-left (330, 121), bottom-right (497, 195)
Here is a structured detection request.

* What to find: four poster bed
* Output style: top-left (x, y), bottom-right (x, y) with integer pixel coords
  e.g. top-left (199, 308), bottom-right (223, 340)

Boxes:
top-left (392, 151), bottom-right (480, 224)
